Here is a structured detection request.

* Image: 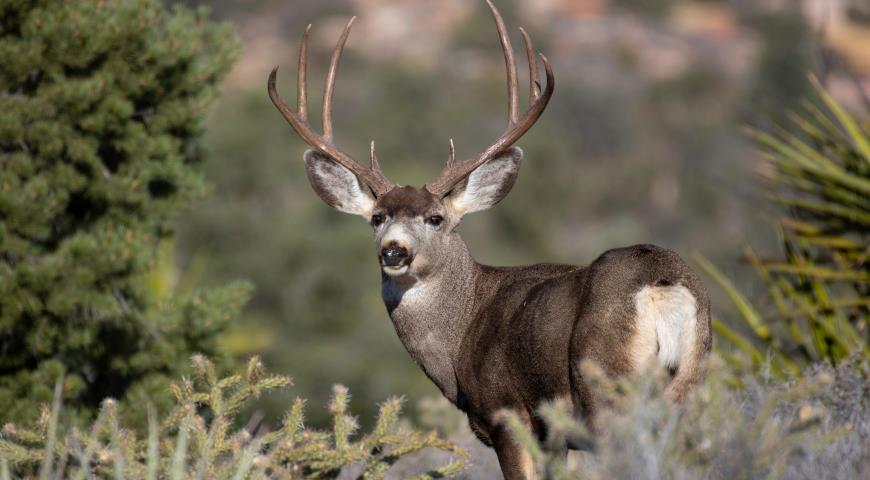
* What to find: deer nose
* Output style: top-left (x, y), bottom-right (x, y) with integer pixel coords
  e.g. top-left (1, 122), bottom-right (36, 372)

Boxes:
top-left (381, 245), bottom-right (410, 267)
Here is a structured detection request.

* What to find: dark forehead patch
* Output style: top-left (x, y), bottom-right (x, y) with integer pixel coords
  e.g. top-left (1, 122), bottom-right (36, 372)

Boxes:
top-left (376, 186), bottom-right (439, 217)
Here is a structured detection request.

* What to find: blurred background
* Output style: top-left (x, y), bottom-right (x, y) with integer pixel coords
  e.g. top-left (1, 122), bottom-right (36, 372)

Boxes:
top-left (166, 0), bottom-right (870, 426)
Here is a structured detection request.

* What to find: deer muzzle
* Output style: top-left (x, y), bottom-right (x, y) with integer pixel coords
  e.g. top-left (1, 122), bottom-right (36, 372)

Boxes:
top-left (381, 246), bottom-right (411, 268)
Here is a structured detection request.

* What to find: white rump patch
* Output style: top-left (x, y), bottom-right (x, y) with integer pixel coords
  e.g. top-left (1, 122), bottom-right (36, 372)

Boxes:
top-left (632, 285), bottom-right (697, 371)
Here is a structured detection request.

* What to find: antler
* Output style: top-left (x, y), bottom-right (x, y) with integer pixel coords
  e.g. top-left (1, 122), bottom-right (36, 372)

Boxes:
top-left (268, 18), bottom-right (394, 197)
top-left (425, 0), bottom-right (555, 197)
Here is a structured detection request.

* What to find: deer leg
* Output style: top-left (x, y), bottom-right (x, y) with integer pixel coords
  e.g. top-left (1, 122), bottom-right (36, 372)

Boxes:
top-left (569, 359), bottom-right (601, 442)
top-left (492, 424), bottom-right (537, 480)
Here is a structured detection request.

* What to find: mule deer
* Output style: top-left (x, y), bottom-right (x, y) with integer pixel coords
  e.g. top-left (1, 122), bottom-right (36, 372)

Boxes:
top-left (267, 1), bottom-right (712, 478)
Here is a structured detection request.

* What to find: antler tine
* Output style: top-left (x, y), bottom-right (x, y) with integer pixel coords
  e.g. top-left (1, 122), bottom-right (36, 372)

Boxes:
top-left (368, 140), bottom-right (392, 185)
top-left (486, 0), bottom-right (519, 127)
top-left (425, 6), bottom-right (555, 197)
top-left (426, 61), bottom-right (553, 196)
top-left (297, 24), bottom-right (311, 121)
top-left (323, 17), bottom-right (356, 142)
top-left (267, 20), bottom-right (394, 197)
top-left (447, 139), bottom-right (456, 167)
top-left (519, 27), bottom-right (540, 102)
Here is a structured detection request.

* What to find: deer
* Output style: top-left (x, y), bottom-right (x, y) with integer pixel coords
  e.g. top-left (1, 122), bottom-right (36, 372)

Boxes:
top-left (267, 1), bottom-right (712, 478)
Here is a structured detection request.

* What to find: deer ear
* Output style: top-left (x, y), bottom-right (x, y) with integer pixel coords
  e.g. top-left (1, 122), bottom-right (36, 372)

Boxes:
top-left (304, 150), bottom-right (376, 217)
top-left (446, 147), bottom-right (522, 217)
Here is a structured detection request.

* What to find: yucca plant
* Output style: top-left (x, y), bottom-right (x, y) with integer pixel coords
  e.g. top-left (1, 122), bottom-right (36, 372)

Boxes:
top-left (0, 356), bottom-right (465, 479)
top-left (694, 77), bottom-right (869, 377)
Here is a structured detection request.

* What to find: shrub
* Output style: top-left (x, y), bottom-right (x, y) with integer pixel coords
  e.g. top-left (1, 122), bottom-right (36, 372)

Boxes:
top-left (0, 0), bottom-right (242, 425)
top-left (0, 356), bottom-right (465, 479)
top-left (497, 357), bottom-right (867, 480)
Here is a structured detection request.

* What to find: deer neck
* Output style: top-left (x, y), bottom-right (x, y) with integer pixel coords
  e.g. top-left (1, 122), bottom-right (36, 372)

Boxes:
top-left (381, 234), bottom-right (480, 404)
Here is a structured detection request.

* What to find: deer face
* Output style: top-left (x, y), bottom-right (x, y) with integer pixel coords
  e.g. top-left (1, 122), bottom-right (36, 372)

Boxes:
top-left (269, 1), bottom-right (552, 279)
top-left (304, 147), bottom-right (522, 278)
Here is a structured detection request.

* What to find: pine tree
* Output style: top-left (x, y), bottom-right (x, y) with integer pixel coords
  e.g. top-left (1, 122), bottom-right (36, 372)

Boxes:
top-left (0, 0), bottom-right (243, 425)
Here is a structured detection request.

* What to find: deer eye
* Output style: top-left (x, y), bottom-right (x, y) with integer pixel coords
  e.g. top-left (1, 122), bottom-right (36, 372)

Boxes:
top-left (425, 214), bottom-right (444, 227)
top-left (371, 214), bottom-right (385, 226)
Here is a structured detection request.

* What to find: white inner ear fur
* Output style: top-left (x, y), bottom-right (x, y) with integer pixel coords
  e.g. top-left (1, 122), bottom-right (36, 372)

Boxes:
top-left (447, 147), bottom-right (522, 217)
top-left (305, 150), bottom-right (375, 217)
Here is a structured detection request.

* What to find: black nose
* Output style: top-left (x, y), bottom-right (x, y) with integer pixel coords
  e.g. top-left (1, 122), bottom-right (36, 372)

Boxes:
top-left (381, 246), bottom-right (409, 267)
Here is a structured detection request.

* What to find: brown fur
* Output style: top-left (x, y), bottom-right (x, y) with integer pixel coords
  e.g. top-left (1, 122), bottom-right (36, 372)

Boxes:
top-left (444, 244), bottom-right (711, 449)
top-left (300, 148), bottom-right (712, 479)
top-left (377, 186), bottom-right (441, 217)
top-left (376, 215), bottom-right (711, 479)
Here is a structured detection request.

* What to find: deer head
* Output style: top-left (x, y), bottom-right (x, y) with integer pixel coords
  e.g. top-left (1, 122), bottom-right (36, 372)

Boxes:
top-left (267, 0), bottom-right (554, 280)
